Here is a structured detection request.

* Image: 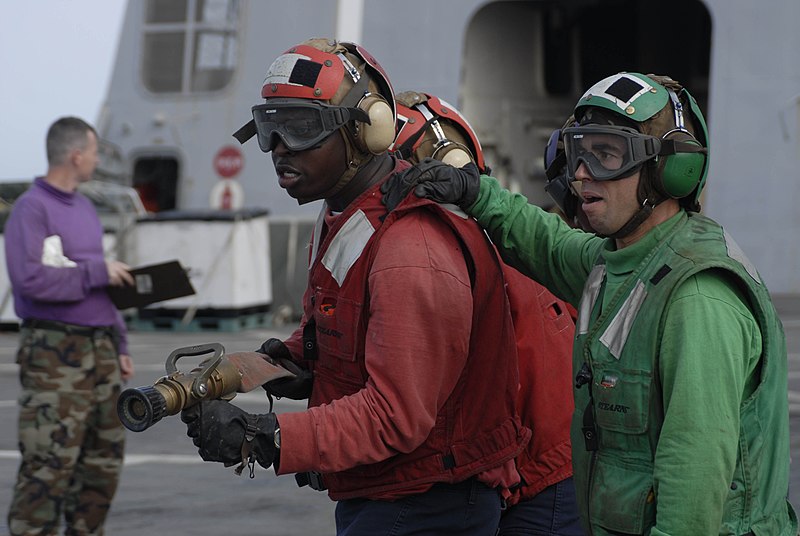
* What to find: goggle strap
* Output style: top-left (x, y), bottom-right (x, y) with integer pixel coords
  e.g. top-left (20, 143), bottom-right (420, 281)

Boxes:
top-left (633, 137), bottom-right (660, 162)
top-left (233, 119), bottom-right (257, 144)
top-left (323, 106), bottom-right (370, 129)
top-left (658, 139), bottom-right (708, 156)
top-left (347, 106), bottom-right (371, 125)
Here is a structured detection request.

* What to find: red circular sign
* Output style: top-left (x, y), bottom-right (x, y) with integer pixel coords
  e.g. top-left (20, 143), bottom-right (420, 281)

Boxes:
top-left (213, 145), bottom-right (243, 178)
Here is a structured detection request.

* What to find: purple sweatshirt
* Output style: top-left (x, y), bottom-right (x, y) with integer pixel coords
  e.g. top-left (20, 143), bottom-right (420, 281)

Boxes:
top-left (4, 177), bottom-right (128, 354)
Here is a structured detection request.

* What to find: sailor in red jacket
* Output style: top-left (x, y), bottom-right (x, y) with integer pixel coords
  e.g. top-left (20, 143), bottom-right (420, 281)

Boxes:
top-left (180, 38), bottom-right (529, 535)
top-left (391, 90), bottom-right (583, 535)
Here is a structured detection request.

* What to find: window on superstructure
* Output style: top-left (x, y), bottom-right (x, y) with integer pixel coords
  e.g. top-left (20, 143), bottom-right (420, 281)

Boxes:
top-left (142, 0), bottom-right (240, 94)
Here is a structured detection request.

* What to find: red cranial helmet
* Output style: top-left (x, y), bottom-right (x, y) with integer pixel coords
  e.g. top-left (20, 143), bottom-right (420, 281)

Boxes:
top-left (391, 91), bottom-right (488, 174)
top-left (232, 38), bottom-right (397, 202)
top-left (235, 38), bottom-right (396, 156)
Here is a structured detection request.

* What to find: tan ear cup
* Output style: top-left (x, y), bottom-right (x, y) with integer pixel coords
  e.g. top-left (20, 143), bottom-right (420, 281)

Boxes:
top-left (440, 146), bottom-right (473, 169)
top-left (357, 94), bottom-right (395, 154)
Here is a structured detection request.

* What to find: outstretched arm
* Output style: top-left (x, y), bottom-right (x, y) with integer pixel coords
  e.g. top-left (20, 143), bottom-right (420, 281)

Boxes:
top-left (381, 160), bottom-right (602, 305)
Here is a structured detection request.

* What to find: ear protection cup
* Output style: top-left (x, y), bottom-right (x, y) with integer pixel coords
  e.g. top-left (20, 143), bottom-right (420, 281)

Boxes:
top-left (429, 120), bottom-right (478, 169)
top-left (355, 94), bottom-right (395, 154)
top-left (439, 146), bottom-right (473, 169)
top-left (659, 130), bottom-right (706, 198)
top-left (654, 87), bottom-right (708, 199)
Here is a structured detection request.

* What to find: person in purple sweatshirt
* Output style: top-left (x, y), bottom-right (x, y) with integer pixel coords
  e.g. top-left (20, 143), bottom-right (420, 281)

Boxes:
top-left (4, 116), bottom-right (135, 536)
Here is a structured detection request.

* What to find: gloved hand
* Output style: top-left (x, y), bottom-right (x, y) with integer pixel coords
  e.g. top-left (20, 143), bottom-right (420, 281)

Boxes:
top-left (380, 158), bottom-right (481, 212)
top-left (257, 338), bottom-right (313, 400)
top-left (181, 400), bottom-right (278, 470)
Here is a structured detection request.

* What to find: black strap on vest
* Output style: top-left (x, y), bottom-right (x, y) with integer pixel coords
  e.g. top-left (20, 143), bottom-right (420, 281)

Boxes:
top-left (295, 471), bottom-right (327, 491)
top-left (650, 264), bottom-right (672, 285)
top-left (302, 318), bottom-right (318, 361)
top-left (575, 362), bottom-right (599, 451)
top-left (581, 403), bottom-right (599, 452)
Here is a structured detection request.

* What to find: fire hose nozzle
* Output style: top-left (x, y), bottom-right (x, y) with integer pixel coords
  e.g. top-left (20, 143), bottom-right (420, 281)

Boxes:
top-left (117, 342), bottom-right (296, 432)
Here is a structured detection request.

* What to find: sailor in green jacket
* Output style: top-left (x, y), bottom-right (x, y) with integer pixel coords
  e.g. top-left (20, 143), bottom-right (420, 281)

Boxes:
top-left (382, 72), bottom-right (797, 535)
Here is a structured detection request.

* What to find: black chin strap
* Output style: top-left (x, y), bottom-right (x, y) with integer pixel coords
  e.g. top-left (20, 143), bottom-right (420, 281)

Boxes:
top-left (606, 198), bottom-right (658, 240)
top-left (604, 163), bottom-right (668, 240)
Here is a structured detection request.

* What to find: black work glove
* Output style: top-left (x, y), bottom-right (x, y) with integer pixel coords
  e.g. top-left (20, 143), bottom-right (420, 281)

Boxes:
top-left (380, 158), bottom-right (481, 213)
top-left (257, 338), bottom-right (313, 400)
top-left (181, 400), bottom-right (278, 471)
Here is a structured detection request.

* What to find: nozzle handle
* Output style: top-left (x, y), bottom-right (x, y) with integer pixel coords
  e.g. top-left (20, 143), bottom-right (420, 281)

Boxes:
top-left (165, 342), bottom-right (225, 374)
top-left (165, 343), bottom-right (225, 398)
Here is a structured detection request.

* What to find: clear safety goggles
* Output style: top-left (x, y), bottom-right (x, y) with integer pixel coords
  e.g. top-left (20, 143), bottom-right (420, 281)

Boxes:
top-left (562, 125), bottom-right (661, 182)
top-left (251, 100), bottom-right (369, 152)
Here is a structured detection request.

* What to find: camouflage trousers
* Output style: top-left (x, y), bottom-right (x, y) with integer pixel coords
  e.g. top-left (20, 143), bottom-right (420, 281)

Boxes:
top-left (8, 325), bottom-right (125, 536)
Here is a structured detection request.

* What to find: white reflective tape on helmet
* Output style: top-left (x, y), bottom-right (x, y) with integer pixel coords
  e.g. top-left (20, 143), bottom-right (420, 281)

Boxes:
top-left (263, 53), bottom-right (309, 87)
top-left (580, 73), bottom-right (654, 113)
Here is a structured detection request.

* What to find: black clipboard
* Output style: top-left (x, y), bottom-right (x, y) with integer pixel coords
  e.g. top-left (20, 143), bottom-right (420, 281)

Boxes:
top-left (107, 260), bottom-right (195, 309)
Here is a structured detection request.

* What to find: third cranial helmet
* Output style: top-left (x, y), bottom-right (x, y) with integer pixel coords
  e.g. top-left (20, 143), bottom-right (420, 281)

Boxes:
top-left (391, 90), bottom-right (488, 174)
top-left (544, 125), bottom-right (577, 219)
top-left (543, 116), bottom-right (596, 232)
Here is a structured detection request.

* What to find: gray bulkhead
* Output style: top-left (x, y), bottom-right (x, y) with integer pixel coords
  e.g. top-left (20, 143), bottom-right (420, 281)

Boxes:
top-left (99, 0), bottom-right (800, 294)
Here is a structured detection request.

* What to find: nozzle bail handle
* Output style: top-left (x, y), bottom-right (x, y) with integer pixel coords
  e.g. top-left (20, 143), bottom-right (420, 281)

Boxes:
top-left (164, 343), bottom-right (225, 398)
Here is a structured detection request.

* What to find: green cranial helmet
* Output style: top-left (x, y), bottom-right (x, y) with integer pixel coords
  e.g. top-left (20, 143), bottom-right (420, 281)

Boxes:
top-left (576, 72), bottom-right (670, 122)
top-left (573, 72), bottom-right (709, 211)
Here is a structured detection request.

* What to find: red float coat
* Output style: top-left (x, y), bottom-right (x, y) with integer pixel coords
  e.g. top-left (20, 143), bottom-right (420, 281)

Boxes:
top-left (277, 159), bottom-right (530, 501)
top-left (502, 265), bottom-right (576, 504)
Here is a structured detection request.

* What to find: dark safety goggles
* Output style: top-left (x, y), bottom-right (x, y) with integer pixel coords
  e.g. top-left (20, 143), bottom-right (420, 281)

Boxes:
top-left (562, 125), bottom-right (661, 182)
top-left (251, 100), bottom-right (370, 152)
